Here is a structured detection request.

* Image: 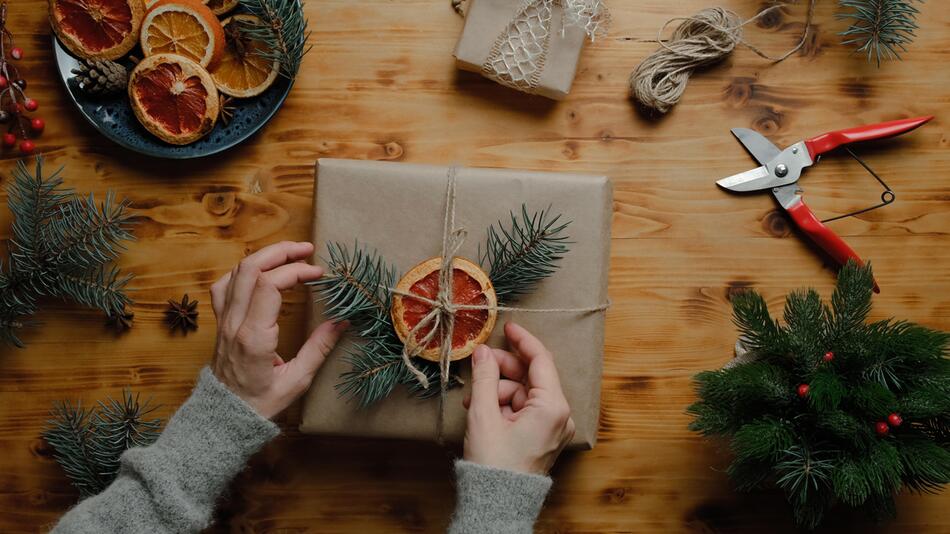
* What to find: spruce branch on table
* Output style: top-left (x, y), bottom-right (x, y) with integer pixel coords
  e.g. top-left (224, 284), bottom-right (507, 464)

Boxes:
top-left (0, 158), bottom-right (136, 347)
top-left (44, 390), bottom-right (163, 499)
top-left (837, 0), bottom-right (923, 65)
top-left (688, 262), bottom-right (950, 529)
top-left (237, 0), bottom-right (312, 79)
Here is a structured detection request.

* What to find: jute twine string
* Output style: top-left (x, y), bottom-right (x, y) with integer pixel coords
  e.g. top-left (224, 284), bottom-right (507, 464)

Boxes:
top-left (630, 1), bottom-right (816, 115)
top-left (384, 168), bottom-right (610, 439)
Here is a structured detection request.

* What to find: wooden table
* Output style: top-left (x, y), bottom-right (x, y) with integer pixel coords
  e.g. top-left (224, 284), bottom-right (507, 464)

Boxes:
top-left (2, 1), bottom-right (948, 532)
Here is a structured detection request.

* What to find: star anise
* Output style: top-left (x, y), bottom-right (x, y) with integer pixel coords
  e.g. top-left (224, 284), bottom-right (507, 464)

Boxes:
top-left (106, 307), bottom-right (134, 333)
top-left (165, 294), bottom-right (198, 334)
top-left (219, 95), bottom-right (236, 126)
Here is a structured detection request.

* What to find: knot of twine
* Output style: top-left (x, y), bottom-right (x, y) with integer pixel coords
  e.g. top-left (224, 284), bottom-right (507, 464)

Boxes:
top-left (385, 167), bottom-right (610, 439)
top-left (629, 2), bottom-right (815, 115)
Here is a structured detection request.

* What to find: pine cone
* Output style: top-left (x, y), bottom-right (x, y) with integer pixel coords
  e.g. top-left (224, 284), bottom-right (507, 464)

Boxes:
top-left (72, 59), bottom-right (128, 96)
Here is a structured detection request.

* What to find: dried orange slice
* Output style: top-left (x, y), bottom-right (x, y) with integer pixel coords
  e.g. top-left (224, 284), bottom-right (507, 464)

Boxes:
top-left (128, 53), bottom-right (219, 145)
top-left (391, 257), bottom-right (497, 362)
top-left (49, 0), bottom-right (145, 61)
top-left (210, 15), bottom-right (280, 98)
top-left (205, 0), bottom-right (238, 16)
top-left (140, 0), bottom-right (225, 69)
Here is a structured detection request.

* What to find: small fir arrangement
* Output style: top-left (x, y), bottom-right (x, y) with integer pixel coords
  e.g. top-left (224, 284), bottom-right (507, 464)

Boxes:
top-left (44, 390), bottom-right (163, 499)
top-left (838, 0), bottom-right (924, 64)
top-left (688, 262), bottom-right (949, 528)
top-left (308, 206), bottom-right (570, 407)
top-left (0, 158), bottom-right (136, 347)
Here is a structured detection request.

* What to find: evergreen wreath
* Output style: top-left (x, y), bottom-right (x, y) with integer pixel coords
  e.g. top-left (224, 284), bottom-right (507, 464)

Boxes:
top-left (838, 0), bottom-right (923, 64)
top-left (44, 390), bottom-right (163, 499)
top-left (0, 158), bottom-right (136, 347)
top-left (688, 262), bottom-right (949, 529)
top-left (308, 205), bottom-right (570, 407)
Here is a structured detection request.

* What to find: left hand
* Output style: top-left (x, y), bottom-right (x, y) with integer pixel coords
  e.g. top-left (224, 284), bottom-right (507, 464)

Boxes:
top-left (210, 241), bottom-right (348, 419)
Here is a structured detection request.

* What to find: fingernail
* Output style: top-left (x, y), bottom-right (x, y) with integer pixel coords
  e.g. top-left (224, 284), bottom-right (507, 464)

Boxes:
top-left (473, 345), bottom-right (487, 365)
top-left (335, 320), bottom-right (351, 331)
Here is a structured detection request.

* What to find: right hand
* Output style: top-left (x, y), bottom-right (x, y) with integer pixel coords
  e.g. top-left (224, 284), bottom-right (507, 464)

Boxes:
top-left (462, 322), bottom-right (575, 475)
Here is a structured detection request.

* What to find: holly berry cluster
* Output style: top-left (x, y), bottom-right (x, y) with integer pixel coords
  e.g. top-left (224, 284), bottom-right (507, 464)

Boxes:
top-left (797, 351), bottom-right (906, 438)
top-left (0, 2), bottom-right (44, 156)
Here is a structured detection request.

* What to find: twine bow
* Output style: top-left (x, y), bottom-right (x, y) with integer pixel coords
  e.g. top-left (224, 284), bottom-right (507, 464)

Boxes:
top-left (478, 0), bottom-right (609, 94)
top-left (385, 167), bottom-right (611, 439)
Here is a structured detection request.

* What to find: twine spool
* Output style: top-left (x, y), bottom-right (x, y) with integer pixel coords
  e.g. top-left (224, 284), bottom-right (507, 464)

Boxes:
top-left (629, 2), bottom-right (815, 115)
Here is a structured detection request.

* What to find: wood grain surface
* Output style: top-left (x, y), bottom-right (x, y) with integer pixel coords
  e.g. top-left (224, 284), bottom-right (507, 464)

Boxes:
top-left (1, 0), bottom-right (948, 532)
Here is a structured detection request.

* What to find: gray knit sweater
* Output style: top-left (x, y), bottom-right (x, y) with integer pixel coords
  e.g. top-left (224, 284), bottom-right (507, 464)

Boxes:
top-left (51, 368), bottom-right (552, 533)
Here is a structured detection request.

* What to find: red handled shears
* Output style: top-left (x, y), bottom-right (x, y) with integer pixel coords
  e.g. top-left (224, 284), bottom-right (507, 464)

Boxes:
top-left (717, 115), bottom-right (933, 293)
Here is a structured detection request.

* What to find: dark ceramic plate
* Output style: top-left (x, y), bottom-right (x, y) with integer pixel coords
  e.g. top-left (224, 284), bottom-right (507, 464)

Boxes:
top-left (52, 37), bottom-right (292, 159)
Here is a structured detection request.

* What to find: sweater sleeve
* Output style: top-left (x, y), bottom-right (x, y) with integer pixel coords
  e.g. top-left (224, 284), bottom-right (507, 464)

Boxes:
top-left (448, 460), bottom-right (553, 534)
top-left (51, 367), bottom-right (280, 534)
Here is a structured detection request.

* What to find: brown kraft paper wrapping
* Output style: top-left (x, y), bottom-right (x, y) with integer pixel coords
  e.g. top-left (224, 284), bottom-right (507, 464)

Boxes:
top-left (300, 159), bottom-right (612, 449)
top-left (453, 0), bottom-right (586, 100)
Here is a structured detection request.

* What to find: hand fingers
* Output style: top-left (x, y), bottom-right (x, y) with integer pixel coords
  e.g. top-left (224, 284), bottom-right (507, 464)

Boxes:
top-left (505, 322), bottom-right (563, 392)
top-left (463, 378), bottom-right (527, 409)
top-left (489, 347), bottom-right (528, 382)
top-left (243, 263), bottom-right (325, 330)
top-left (210, 271), bottom-right (232, 318)
top-left (226, 241), bottom-right (315, 327)
top-left (469, 345), bottom-right (502, 419)
top-left (288, 320), bottom-right (348, 379)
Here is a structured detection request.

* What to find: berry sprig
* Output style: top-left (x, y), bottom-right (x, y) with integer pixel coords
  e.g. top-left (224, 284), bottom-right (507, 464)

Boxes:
top-left (0, 2), bottom-right (44, 155)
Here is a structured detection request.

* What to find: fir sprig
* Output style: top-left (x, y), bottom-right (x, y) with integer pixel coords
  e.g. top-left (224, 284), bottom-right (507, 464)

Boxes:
top-left (480, 205), bottom-right (571, 303)
top-left (44, 390), bottom-right (162, 499)
top-left (237, 0), bottom-right (311, 79)
top-left (308, 242), bottom-right (454, 407)
top-left (838, 0), bottom-right (923, 65)
top-left (0, 158), bottom-right (136, 347)
top-left (688, 262), bottom-right (950, 528)
top-left (310, 205), bottom-right (570, 407)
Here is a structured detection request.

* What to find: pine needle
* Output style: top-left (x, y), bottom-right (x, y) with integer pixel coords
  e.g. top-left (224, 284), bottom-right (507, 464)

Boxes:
top-left (237, 0), bottom-right (311, 79)
top-left (838, 0), bottom-right (923, 65)
top-left (0, 157), bottom-right (136, 347)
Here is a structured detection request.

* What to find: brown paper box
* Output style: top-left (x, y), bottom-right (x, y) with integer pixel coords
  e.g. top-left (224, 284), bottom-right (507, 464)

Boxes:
top-left (301, 159), bottom-right (611, 449)
top-left (453, 0), bottom-right (586, 100)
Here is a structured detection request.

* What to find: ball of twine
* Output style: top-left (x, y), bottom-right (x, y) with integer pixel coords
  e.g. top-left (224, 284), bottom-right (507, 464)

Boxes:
top-left (630, 3), bottom-right (813, 115)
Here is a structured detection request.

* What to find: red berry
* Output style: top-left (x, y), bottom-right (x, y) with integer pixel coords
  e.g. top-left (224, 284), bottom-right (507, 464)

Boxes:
top-left (19, 140), bottom-right (35, 155)
top-left (10, 47), bottom-right (23, 60)
top-left (797, 383), bottom-right (810, 398)
top-left (875, 421), bottom-right (890, 436)
top-left (887, 413), bottom-right (903, 427)
top-left (0, 76), bottom-right (7, 89)
top-left (8, 102), bottom-right (20, 114)
top-left (2, 133), bottom-right (15, 148)
top-left (823, 351), bottom-right (834, 363)
top-left (24, 99), bottom-right (38, 112)
top-left (30, 118), bottom-right (44, 133)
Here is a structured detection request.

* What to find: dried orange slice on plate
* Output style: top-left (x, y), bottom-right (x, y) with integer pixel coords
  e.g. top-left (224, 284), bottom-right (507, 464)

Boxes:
top-left (210, 15), bottom-right (280, 98)
top-left (391, 257), bottom-right (497, 362)
top-left (206, 0), bottom-right (239, 16)
top-left (128, 53), bottom-right (219, 145)
top-left (140, 0), bottom-right (225, 68)
top-left (49, 0), bottom-right (145, 60)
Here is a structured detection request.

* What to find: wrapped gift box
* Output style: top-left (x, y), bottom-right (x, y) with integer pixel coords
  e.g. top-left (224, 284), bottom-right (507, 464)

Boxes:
top-left (453, 0), bottom-right (591, 100)
top-left (301, 159), bottom-right (612, 449)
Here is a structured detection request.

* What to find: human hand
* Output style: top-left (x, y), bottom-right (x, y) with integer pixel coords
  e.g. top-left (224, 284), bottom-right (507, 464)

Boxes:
top-left (462, 322), bottom-right (575, 475)
top-left (210, 241), bottom-right (348, 419)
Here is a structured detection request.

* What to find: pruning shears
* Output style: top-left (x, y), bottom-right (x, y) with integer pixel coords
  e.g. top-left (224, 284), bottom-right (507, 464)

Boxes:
top-left (716, 115), bottom-right (934, 293)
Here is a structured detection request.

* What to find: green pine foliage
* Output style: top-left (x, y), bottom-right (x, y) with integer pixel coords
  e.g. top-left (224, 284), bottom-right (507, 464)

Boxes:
top-left (838, 0), bottom-right (923, 65)
top-left (308, 205), bottom-right (570, 407)
top-left (688, 262), bottom-right (950, 529)
top-left (237, 0), bottom-right (311, 79)
top-left (0, 158), bottom-right (136, 347)
top-left (44, 390), bottom-right (163, 499)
